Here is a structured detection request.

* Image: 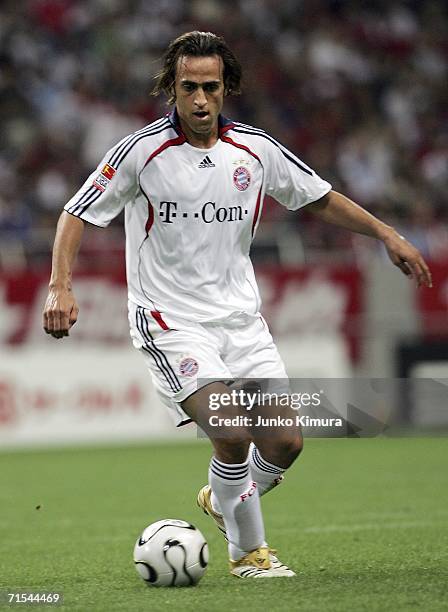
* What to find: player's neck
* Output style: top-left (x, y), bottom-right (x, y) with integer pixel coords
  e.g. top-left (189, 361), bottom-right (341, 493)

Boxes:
top-left (179, 120), bottom-right (219, 149)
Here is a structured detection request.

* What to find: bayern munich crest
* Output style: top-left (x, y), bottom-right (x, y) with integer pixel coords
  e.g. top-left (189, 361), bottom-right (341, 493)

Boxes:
top-left (233, 166), bottom-right (251, 191)
top-left (179, 357), bottom-right (199, 377)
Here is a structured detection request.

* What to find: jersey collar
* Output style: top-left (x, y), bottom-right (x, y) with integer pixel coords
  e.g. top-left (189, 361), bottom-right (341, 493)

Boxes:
top-left (167, 108), bottom-right (235, 138)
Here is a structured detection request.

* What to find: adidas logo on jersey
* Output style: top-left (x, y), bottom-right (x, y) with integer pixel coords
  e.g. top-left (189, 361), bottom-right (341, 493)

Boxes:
top-left (198, 156), bottom-right (215, 168)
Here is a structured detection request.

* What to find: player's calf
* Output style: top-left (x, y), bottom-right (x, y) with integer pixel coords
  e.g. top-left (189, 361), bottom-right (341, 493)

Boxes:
top-left (254, 431), bottom-right (303, 470)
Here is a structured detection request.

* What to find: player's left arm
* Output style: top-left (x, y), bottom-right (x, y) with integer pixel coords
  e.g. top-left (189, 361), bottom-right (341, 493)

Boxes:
top-left (308, 189), bottom-right (433, 288)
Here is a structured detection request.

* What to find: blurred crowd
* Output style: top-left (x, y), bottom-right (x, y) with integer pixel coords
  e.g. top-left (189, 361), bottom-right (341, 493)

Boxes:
top-left (1, 0), bottom-right (447, 270)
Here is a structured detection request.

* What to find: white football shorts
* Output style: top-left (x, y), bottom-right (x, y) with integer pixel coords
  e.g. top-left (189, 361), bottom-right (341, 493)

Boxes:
top-left (128, 301), bottom-right (289, 426)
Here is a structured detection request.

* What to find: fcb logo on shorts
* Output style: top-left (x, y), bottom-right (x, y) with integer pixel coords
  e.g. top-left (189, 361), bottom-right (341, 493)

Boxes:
top-left (179, 357), bottom-right (199, 377)
top-left (233, 166), bottom-right (251, 191)
top-left (93, 163), bottom-right (117, 192)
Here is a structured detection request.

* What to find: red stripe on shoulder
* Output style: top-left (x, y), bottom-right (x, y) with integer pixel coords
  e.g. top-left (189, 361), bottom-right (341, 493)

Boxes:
top-left (220, 134), bottom-right (261, 163)
top-left (219, 122), bottom-right (235, 136)
top-left (143, 134), bottom-right (186, 168)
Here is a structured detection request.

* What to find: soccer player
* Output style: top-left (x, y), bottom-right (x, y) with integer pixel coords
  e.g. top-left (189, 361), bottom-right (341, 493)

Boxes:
top-left (43, 31), bottom-right (432, 578)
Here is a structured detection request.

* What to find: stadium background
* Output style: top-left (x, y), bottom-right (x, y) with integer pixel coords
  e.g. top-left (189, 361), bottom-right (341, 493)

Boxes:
top-left (0, 3), bottom-right (447, 611)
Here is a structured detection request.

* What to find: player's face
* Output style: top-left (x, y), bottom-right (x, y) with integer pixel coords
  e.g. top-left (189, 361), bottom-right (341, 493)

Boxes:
top-left (174, 55), bottom-right (224, 147)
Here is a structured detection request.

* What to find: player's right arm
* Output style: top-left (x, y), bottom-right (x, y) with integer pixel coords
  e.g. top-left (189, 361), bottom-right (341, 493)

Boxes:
top-left (42, 134), bottom-right (137, 339)
top-left (43, 212), bottom-right (84, 339)
top-left (42, 121), bottom-right (161, 338)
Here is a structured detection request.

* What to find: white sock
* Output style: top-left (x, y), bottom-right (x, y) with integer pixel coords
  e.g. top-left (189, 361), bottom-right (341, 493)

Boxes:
top-left (209, 456), bottom-right (265, 560)
top-left (211, 443), bottom-right (285, 513)
top-left (249, 443), bottom-right (285, 495)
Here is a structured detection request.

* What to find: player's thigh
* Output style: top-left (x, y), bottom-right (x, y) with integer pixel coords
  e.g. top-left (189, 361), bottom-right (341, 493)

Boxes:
top-left (224, 315), bottom-right (288, 380)
top-left (129, 302), bottom-right (232, 425)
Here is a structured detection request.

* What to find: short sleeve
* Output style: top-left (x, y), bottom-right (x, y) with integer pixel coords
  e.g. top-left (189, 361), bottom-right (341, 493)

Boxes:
top-left (264, 138), bottom-right (332, 210)
top-left (64, 138), bottom-right (139, 227)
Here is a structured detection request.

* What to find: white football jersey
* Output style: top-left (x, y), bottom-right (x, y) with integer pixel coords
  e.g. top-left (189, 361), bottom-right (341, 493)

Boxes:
top-left (64, 111), bottom-right (331, 323)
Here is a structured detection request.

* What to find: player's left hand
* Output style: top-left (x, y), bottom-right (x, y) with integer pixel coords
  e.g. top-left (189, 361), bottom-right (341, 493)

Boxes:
top-left (382, 229), bottom-right (432, 288)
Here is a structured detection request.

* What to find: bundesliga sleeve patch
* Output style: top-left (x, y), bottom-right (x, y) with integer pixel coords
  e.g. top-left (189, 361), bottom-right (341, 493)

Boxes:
top-left (93, 163), bottom-right (117, 192)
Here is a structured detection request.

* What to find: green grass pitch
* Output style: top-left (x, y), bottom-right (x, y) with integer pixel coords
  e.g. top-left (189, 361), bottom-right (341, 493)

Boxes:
top-left (1, 437), bottom-right (447, 611)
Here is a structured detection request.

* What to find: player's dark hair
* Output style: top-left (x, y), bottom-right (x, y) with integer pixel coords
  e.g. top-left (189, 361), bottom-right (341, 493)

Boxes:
top-left (152, 31), bottom-right (242, 104)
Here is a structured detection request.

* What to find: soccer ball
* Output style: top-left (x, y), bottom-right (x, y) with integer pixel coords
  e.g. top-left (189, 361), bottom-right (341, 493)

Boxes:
top-left (133, 519), bottom-right (209, 587)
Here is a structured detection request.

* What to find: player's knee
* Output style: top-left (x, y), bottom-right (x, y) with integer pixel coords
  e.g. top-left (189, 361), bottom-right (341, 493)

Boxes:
top-left (212, 437), bottom-right (251, 464)
top-left (272, 434), bottom-right (303, 468)
top-left (285, 434), bottom-right (303, 462)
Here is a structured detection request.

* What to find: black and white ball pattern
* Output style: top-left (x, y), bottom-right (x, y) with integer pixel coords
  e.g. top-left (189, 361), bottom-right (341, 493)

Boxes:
top-left (134, 519), bottom-right (209, 587)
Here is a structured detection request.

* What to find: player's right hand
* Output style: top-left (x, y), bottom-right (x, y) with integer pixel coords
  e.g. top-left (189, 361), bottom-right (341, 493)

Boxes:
top-left (43, 288), bottom-right (79, 339)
